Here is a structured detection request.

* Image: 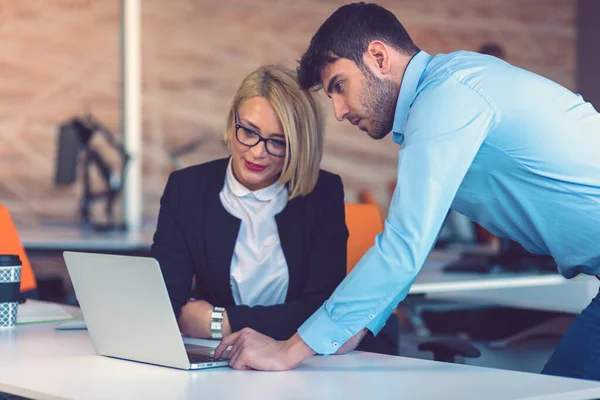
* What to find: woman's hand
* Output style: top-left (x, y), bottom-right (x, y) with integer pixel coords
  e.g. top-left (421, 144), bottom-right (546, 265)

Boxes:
top-left (178, 299), bottom-right (231, 338)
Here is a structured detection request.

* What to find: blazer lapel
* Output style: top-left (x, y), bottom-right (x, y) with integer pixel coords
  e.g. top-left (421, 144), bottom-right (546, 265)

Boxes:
top-left (275, 195), bottom-right (305, 301)
top-left (202, 160), bottom-right (240, 306)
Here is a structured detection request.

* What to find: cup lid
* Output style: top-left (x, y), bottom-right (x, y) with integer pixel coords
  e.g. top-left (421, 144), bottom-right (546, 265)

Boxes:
top-left (0, 255), bottom-right (21, 266)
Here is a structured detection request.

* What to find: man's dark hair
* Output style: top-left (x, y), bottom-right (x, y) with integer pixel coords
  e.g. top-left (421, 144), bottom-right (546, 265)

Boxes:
top-left (297, 2), bottom-right (419, 90)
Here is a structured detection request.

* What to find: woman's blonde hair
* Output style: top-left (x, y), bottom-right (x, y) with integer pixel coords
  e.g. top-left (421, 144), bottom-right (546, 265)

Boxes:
top-left (223, 65), bottom-right (325, 200)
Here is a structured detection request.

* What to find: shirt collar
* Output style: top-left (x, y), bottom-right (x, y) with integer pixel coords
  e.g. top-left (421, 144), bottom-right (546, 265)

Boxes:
top-left (392, 51), bottom-right (432, 145)
top-left (225, 158), bottom-right (286, 201)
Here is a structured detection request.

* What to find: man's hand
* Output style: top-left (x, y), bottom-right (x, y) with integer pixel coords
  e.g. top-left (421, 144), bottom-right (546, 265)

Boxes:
top-left (213, 329), bottom-right (316, 371)
top-left (178, 299), bottom-right (231, 339)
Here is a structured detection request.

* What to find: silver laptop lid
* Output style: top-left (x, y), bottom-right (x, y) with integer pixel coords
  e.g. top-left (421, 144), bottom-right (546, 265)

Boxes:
top-left (63, 251), bottom-right (193, 370)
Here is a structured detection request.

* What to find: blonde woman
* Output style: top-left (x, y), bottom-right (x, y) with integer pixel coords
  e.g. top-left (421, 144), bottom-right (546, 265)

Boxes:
top-left (152, 65), bottom-right (349, 342)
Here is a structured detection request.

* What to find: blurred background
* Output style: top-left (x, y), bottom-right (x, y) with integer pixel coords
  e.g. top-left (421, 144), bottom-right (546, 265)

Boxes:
top-left (0, 0), bottom-right (577, 228)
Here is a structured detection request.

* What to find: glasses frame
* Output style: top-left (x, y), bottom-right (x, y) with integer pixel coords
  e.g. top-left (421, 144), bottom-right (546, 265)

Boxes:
top-left (234, 112), bottom-right (286, 158)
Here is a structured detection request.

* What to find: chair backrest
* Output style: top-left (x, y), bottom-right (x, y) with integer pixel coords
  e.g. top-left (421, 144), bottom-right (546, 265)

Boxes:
top-left (0, 206), bottom-right (37, 292)
top-left (345, 203), bottom-right (384, 274)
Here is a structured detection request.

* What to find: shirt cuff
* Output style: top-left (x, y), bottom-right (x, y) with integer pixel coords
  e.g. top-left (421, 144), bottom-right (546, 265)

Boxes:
top-left (298, 305), bottom-right (354, 355)
top-left (366, 306), bottom-right (394, 336)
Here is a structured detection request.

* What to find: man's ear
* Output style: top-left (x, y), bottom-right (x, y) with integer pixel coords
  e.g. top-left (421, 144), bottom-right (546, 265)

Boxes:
top-left (364, 41), bottom-right (392, 75)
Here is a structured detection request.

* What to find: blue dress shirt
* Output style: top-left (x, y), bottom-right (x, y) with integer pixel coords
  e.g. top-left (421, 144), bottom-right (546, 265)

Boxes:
top-left (298, 50), bottom-right (600, 355)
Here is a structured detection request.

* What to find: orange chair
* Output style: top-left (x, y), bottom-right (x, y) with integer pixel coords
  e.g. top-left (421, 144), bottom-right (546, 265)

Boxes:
top-left (345, 203), bottom-right (383, 273)
top-left (345, 203), bottom-right (400, 354)
top-left (0, 205), bottom-right (37, 293)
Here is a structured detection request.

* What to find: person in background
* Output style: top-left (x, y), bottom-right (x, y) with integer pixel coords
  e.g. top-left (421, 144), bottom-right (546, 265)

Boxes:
top-left (152, 65), bottom-right (397, 355)
top-left (478, 42), bottom-right (506, 60)
top-left (214, 3), bottom-right (600, 381)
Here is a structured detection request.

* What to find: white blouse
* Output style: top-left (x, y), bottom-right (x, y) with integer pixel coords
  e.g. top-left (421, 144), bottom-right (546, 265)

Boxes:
top-left (219, 159), bottom-right (289, 307)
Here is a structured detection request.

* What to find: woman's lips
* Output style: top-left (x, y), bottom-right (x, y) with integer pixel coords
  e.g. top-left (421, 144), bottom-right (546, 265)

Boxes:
top-left (244, 159), bottom-right (266, 172)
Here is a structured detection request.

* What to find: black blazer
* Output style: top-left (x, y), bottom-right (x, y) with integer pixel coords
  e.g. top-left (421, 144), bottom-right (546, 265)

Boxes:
top-left (151, 157), bottom-right (348, 340)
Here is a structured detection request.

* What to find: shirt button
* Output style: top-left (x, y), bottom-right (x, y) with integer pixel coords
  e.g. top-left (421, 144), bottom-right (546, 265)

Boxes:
top-left (332, 341), bottom-right (339, 348)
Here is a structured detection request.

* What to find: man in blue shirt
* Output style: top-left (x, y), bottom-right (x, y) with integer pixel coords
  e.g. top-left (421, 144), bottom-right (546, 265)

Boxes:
top-left (215, 2), bottom-right (600, 380)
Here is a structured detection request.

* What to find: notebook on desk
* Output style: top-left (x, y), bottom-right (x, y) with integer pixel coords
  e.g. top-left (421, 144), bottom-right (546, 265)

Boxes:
top-left (63, 251), bottom-right (229, 370)
top-left (17, 300), bottom-right (75, 325)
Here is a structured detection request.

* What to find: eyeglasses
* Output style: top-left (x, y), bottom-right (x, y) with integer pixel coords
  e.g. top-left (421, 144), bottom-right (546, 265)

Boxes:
top-left (234, 112), bottom-right (287, 157)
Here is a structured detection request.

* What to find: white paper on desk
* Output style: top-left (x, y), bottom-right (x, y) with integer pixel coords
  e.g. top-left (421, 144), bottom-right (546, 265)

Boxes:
top-left (16, 301), bottom-right (75, 325)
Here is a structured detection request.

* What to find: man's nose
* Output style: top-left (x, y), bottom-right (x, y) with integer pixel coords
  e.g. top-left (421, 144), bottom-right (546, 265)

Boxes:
top-left (333, 96), bottom-right (349, 121)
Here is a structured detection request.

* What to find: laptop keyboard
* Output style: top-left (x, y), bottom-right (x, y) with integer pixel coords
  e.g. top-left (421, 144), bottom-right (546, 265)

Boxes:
top-left (185, 344), bottom-right (227, 364)
top-left (187, 352), bottom-right (216, 364)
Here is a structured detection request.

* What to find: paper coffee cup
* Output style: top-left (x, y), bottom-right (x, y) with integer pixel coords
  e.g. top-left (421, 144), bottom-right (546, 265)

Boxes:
top-left (0, 255), bottom-right (22, 328)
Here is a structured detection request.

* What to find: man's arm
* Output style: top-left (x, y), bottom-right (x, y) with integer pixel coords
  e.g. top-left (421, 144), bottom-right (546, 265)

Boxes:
top-left (216, 76), bottom-right (498, 369)
top-left (298, 77), bottom-right (497, 355)
top-left (213, 328), bottom-right (368, 370)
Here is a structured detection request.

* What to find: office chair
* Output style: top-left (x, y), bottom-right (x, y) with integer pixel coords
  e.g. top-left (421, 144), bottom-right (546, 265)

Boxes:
top-left (0, 205), bottom-right (38, 296)
top-left (345, 203), bottom-right (397, 355)
top-left (418, 339), bottom-right (481, 362)
top-left (345, 203), bottom-right (383, 273)
top-left (55, 114), bottom-right (130, 232)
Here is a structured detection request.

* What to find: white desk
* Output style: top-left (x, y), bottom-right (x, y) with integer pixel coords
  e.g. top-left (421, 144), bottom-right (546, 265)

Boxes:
top-left (414, 252), bottom-right (600, 314)
top-left (412, 252), bottom-right (567, 294)
top-left (1, 314), bottom-right (600, 400)
top-left (21, 226), bottom-right (153, 252)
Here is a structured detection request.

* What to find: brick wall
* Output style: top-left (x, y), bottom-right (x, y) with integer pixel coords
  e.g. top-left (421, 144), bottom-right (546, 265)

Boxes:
top-left (0, 0), bottom-right (576, 228)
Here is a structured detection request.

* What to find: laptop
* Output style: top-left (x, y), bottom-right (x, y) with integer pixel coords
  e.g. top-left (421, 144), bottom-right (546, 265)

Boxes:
top-left (63, 251), bottom-right (230, 370)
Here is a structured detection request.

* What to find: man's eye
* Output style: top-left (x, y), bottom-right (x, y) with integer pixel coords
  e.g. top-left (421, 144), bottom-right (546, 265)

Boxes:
top-left (335, 81), bottom-right (343, 92)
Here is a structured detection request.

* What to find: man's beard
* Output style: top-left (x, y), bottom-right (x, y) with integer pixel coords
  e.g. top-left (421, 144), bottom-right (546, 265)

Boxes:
top-left (359, 67), bottom-right (399, 140)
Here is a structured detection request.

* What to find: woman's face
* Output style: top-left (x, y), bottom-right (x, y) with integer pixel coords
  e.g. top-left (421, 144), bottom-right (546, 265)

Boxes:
top-left (230, 96), bottom-right (287, 191)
